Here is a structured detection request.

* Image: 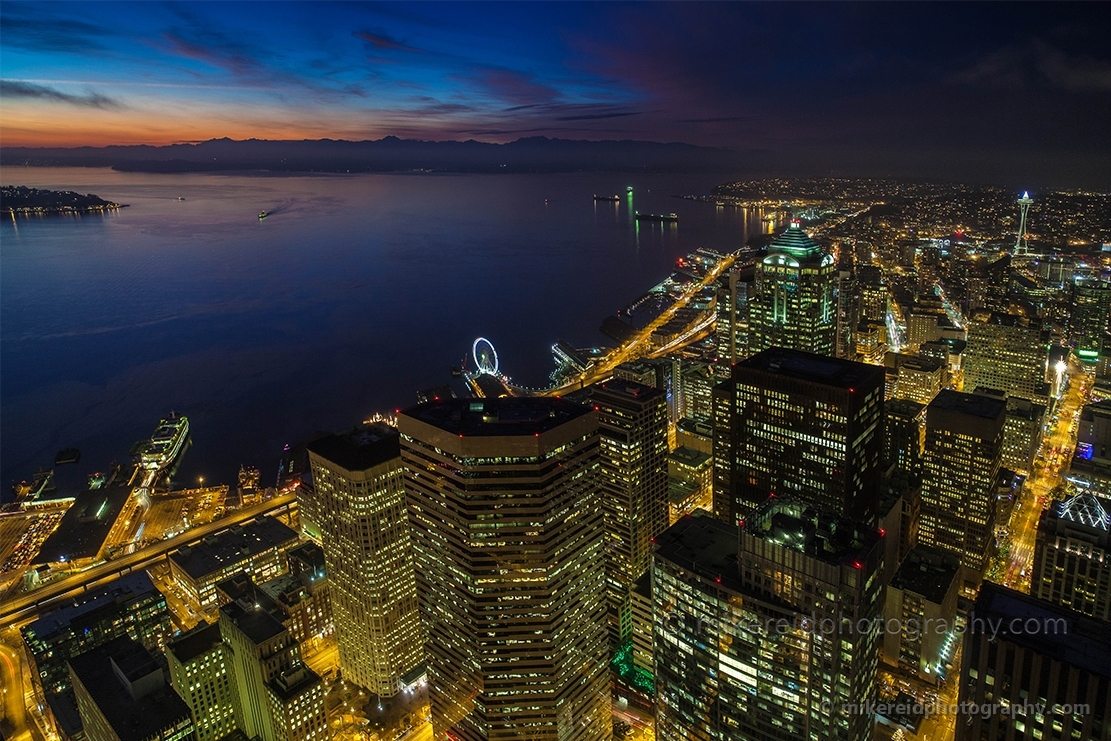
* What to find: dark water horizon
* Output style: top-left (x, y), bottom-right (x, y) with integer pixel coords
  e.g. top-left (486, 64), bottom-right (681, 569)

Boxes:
top-left (1, 167), bottom-right (772, 497)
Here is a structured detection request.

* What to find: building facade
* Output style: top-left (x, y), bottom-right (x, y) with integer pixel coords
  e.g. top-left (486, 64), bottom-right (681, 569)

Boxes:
top-left (167, 623), bottom-right (239, 741)
top-left (654, 502), bottom-right (883, 741)
top-left (22, 571), bottom-right (174, 696)
top-left (919, 390), bottom-right (1006, 578)
top-left (399, 398), bottom-right (611, 741)
top-left (219, 600), bottom-right (328, 741)
top-left (306, 424), bottom-right (424, 697)
top-left (591, 380), bottom-right (669, 649)
top-left (748, 222), bottom-right (837, 357)
top-left (167, 517), bottom-right (299, 610)
top-left (958, 582), bottom-right (1111, 741)
top-left (962, 311), bottom-right (1049, 404)
top-left (712, 348), bottom-right (884, 525)
top-left (1031, 490), bottom-right (1111, 621)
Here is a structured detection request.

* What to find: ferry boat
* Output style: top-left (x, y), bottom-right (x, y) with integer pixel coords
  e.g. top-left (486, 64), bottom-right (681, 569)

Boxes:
top-left (139, 414), bottom-right (190, 472)
top-left (626, 186), bottom-right (634, 194)
top-left (54, 448), bottom-right (81, 466)
top-left (258, 211), bottom-right (268, 220)
top-left (634, 211), bottom-right (679, 222)
top-left (594, 194), bottom-right (620, 202)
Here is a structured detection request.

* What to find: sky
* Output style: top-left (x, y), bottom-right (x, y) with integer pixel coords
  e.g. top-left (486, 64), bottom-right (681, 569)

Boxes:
top-left (2, 2), bottom-right (1110, 184)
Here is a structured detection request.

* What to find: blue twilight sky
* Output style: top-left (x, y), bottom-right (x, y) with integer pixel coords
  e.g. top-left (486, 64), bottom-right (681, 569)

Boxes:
top-left (2, 2), bottom-right (1110, 182)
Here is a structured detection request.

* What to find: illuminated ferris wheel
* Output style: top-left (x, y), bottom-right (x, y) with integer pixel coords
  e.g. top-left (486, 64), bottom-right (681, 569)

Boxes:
top-left (472, 337), bottom-right (499, 376)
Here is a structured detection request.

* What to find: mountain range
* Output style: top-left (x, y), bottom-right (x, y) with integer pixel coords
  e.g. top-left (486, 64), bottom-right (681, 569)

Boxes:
top-left (1, 136), bottom-right (750, 175)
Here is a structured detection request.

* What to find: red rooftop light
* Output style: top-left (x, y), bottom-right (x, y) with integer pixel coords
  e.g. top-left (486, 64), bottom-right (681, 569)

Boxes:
top-left (851, 560), bottom-right (863, 569)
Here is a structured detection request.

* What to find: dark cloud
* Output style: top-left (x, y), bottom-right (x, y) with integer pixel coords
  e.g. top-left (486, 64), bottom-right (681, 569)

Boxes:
top-left (0, 80), bottom-right (123, 109)
top-left (354, 31), bottom-right (420, 53)
top-left (458, 68), bottom-right (561, 106)
top-left (677, 116), bottom-right (757, 124)
top-left (554, 110), bottom-right (640, 121)
top-left (954, 41), bottom-right (1111, 93)
top-left (0, 15), bottom-right (113, 53)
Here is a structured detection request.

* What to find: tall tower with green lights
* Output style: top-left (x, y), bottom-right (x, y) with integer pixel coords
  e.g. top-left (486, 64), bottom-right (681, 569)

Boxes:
top-left (748, 221), bottom-right (837, 356)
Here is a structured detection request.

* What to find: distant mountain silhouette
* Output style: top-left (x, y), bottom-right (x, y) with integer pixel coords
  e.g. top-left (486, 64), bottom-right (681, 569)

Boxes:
top-left (1, 136), bottom-right (747, 174)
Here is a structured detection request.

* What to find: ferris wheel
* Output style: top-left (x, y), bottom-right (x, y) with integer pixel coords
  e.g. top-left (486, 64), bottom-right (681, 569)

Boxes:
top-left (472, 337), bottom-right (499, 376)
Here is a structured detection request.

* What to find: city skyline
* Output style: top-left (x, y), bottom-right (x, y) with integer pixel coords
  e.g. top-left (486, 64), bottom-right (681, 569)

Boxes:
top-left (2, 2), bottom-right (1110, 185)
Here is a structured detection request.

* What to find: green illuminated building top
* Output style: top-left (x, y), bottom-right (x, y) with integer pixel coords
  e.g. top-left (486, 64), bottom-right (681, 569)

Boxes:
top-left (749, 222), bottom-right (837, 357)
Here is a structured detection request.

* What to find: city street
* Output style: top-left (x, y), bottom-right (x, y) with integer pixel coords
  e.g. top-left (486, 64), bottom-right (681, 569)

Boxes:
top-left (998, 363), bottom-right (1091, 591)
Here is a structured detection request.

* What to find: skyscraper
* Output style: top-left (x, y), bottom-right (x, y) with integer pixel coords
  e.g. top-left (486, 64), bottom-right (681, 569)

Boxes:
top-left (167, 622), bottom-right (239, 741)
top-left (1031, 490), bottom-right (1111, 620)
top-left (712, 347), bottom-right (884, 525)
top-left (654, 502), bottom-right (883, 741)
top-left (591, 379), bottom-right (668, 649)
top-left (219, 600), bottom-right (328, 741)
top-left (885, 398), bottom-right (926, 482)
top-left (963, 311), bottom-right (1049, 404)
top-left (1071, 278), bottom-right (1111, 361)
top-left (958, 582), bottom-right (1111, 741)
top-left (919, 390), bottom-right (1006, 577)
top-left (399, 398), bottom-right (610, 741)
top-left (748, 222), bottom-right (837, 357)
top-left (306, 424), bottom-right (424, 697)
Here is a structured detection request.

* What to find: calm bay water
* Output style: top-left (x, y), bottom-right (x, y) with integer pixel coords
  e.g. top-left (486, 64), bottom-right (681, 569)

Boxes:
top-left (1, 167), bottom-right (768, 492)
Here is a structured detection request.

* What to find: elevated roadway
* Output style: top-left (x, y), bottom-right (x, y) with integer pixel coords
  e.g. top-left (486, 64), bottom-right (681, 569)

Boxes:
top-left (0, 491), bottom-right (296, 628)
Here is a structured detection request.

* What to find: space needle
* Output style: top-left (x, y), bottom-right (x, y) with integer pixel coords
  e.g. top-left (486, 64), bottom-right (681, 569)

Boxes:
top-left (1014, 191), bottom-right (1034, 256)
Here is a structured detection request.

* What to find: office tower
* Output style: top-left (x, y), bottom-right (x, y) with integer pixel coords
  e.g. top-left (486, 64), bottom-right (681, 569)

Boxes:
top-left (219, 600), bottom-right (328, 741)
top-left (919, 390), bottom-right (1006, 577)
top-left (712, 347), bottom-right (884, 525)
top-left (653, 501), bottom-right (883, 741)
top-left (973, 388), bottom-right (1045, 475)
top-left (882, 546), bottom-right (960, 681)
top-left (1071, 278), bottom-right (1111, 361)
top-left (958, 582), bottom-right (1111, 741)
top-left (748, 222), bottom-right (837, 357)
top-left (1073, 399), bottom-right (1111, 495)
top-left (907, 312), bottom-right (942, 351)
top-left (22, 571), bottom-right (174, 696)
top-left (963, 311), bottom-right (1049, 404)
top-left (591, 379), bottom-right (668, 649)
top-left (854, 320), bottom-right (887, 365)
top-left (859, 282), bottom-right (889, 324)
top-left (628, 572), bottom-right (653, 674)
top-left (305, 424), bottom-right (424, 697)
top-left (167, 623), bottom-right (239, 741)
top-left (614, 357), bottom-right (682, 424)
top-left (168, 517), bottom-right (299, 610)
top-left (893, 355), bottom-right (945, 405)
top-left (399, 398), bottom-right (610, 741)
top-left (1031, 490), bottom-right (1111, 620)
top-left (715, 266), bottom-right (753, 366)
top-left (886, 399), bottom-right (926, 481)
top-left (69, 637), bottom-right (194, 741)
top-left (680, 362), bottom-right (715, 420)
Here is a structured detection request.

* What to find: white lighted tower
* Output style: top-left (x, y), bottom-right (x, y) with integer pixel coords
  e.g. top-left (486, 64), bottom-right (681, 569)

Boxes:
top-left (1015, 191), bottom-right (1034, 255)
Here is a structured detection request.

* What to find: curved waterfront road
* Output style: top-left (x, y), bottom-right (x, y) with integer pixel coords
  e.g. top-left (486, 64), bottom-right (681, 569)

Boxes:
top-left (0, 492), bottom-right (296, 628)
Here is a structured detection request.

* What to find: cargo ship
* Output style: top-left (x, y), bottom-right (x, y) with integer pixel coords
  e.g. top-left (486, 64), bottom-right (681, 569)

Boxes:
top-left (594, 194), bottom-right (620, 202)
top-left (139, 414), bottom-right (190, 472)
top-left (634, 212), bottom-right (679, 222)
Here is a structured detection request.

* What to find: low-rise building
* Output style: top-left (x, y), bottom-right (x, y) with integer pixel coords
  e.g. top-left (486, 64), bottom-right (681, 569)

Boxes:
top-left (882, 546), bottom-right (960, 683)
top-left (69, 637), bottom-right (195, 741)
top-left (168, 517), bottom-right (299, 609)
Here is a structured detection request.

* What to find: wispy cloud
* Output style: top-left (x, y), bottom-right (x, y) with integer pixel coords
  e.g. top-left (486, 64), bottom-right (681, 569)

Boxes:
top-left (0, 15), bottom-right (114, 54)
top-left (954, 41), bottom-right (1111, 93)
top-left (1, 80), bottom-right (124, 109)
top-left (354, 30), bottom-right (421, 53)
